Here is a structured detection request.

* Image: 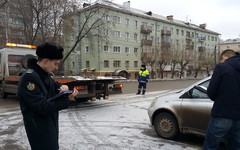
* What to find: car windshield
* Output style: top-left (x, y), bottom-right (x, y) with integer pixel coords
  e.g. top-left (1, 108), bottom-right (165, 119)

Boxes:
top-left (191, 79), bottom-right (210, 98)
top-left (199, 80), bottom-right (210, 88)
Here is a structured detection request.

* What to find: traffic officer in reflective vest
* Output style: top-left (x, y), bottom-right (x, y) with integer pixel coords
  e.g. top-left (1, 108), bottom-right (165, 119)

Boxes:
top-left (136, 64), bottom-right (149, 95)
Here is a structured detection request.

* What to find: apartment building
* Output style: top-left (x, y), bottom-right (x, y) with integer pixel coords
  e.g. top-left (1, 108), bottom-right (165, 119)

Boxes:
top-left (220, 38), bottom-right (240, 54)
top-left (63, 1), bottom-right (220, 79)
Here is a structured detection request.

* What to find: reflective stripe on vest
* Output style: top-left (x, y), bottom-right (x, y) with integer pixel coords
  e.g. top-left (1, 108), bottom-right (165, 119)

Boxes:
top-left (139, 70), bottom-right (149, 77)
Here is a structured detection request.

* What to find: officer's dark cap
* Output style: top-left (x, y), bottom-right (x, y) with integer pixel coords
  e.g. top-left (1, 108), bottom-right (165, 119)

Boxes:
top-left (36, 42), bottom-right (63, 59)
top-left (141, 64), bottom-right (146, 68)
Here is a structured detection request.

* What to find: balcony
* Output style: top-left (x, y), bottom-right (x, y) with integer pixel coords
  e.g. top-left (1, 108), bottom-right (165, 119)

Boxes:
top-left (141, 40), bottom-right (152, 46)
top-left (198, 37), bottom-right (206, 42)
top-left (141, 25), bottom-right (152, 34)
top-left (161, 42), bottom-right (171, 49)
top-left (161, 30), bottom-right (171, 36)
top-left (186, 45), bottom-right (194, 50)
top-left (141, 52), bottom-right (153, 61)
top-left (198, 46), bottom-right (205, 52)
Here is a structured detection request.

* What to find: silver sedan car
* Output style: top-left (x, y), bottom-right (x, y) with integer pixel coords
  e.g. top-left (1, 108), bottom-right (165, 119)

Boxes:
top-left (148, 77), bottom-right (212, 140)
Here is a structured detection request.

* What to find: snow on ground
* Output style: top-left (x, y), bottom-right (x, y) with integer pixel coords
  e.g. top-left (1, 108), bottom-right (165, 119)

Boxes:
top-left (0, 91), bottom-right (201, 150)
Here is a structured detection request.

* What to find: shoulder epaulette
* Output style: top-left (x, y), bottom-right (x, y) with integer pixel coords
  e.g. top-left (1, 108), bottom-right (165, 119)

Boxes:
top-left (26, 69), bottom-right (34, 74)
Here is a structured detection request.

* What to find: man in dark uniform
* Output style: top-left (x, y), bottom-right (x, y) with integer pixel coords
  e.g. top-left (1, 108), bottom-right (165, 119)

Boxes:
top-left (136, 64), bottom-right (149, 95)
top-left (18, 42), bottom-right (78, 150)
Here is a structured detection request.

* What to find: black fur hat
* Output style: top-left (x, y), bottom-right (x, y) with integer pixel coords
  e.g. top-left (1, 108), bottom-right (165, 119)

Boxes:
top-left (36, 42), bottom-right (63, 59)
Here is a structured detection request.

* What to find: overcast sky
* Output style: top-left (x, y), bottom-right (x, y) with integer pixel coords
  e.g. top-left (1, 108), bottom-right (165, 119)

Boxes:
top-left (112, 0), bottom-right (240, 40)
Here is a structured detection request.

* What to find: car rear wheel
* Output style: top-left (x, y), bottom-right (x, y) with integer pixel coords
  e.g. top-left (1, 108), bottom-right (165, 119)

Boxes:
top-left (154, 112), bottom-right (179, 140)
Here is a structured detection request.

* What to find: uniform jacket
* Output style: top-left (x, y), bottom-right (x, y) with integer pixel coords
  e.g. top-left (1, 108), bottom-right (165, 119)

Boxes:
top-left (18, 59), bottom-right (69, 150)
top-left (138, 69), bottom-right (149, 83)
top-left (207, 55), bottom-right (240, 120)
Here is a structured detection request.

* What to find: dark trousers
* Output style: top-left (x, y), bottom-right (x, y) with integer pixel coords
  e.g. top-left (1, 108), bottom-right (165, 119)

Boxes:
top-left (137, 82), bottom-right (147, 94)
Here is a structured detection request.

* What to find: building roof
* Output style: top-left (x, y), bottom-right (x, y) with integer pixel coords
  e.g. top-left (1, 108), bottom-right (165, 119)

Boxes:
top-left (220, 38), bottom-right (240, 44)
top-left (80, 1), bottom-right (220, 36)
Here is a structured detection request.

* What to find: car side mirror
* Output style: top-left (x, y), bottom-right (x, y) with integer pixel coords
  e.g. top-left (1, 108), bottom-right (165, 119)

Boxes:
top-left (194, 85), bottom-right (207, 94)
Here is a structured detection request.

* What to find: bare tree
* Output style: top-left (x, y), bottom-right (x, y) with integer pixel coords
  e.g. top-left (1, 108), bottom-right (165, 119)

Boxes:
top-left (0, 0), bottom-right (7, 9)
top-left (8, 0), bottom-right (76, 45)
top-left (200, 49), bottom-right (215, 76)
top-left (156, 49), bottom-right (171, 79)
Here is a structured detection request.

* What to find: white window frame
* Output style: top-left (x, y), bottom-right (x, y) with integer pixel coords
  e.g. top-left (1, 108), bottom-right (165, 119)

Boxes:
top-left (85, 46), bottom-right (90, 53)
top-left (103, 14), bottom-right (110, 21)
top-left (113, 46), bottom-right (121, 53)
top-left (104, 45), bottom-right (109, 52)
top-left (125, 61), bottom-right (130, 68)
top-left (134, 48), bottom-right (138, 54)
top-left (134, 33), bottom-right (138, 40)
top-left (125, 47), bottom-right (130, 54)
top-left (113, 16), bottom-right (121, 23)
top-left (104, 60), bottom-right (109, 68)
top-left (125, 18), bottom-right (130, 25)
top-left (104, 29), bottom-right (109, 36)
top-left (114, 30), bottom-right (121, 38)
top-left (113, 60), bottom-right (121, 67)
top-left (125, 32), bottom-right (130, 39)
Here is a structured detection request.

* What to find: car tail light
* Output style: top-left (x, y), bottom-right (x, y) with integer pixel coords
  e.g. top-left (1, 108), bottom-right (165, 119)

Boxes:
top-left (114, 84), bottom-right (123, 88)
top-left (75, 85), bottom-right (87, 90)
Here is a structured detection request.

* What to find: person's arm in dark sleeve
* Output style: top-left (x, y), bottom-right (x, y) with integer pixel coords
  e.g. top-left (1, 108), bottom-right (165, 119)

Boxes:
top-left (207, 64), bottom-right (222, 101)
top-left (18, 74), bottom-right (69, 115)
top-left (146, 71), bottom-right (149, 83)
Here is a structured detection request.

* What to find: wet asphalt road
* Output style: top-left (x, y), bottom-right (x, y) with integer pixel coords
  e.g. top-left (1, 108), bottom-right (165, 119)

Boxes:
top-left (121, 78), bottom-right (201, 94)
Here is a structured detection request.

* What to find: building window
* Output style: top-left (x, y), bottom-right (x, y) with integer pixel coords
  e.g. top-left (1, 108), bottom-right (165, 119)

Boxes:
top-left (113, 16), bottom-right (121, 23)
top-left (71, 35), bottom-right (75, 40)
top-left (134, 61), bottom-right (138, 68)
top-left (104, 60), bottom-right (109, 68)
top-left (215, 37), bottom-right (217, 42)
top-left (113, 46), bottom-right (121, 53)
top-left (211, 36), bottom-right (214, 41)
top-left (71, 62), bottom-right (75, 68)
top-left (186, 31), bottom-right (190, 38)
top-left (157, 37), bottom-right (160, 43)
top-left (181, 30), bottom-right (184, 36)
top-left (196, 33), bottom-right (199, 38)
top-left (134, 48), bottom-right (138, 54)
top-left (125, 47), bottom-right (130, 53)
top-left (125, 32), bottom-right (130, 38)
top-left (114, 31), bottom-right (121, 37)
top-left (192, 32), bottom-right (195, 38)
top-left (142, 22), bottom-right (147, 27)
top-left (104, 45), bottom-right (109, 52)
top-left (103, 14), bottom-right (110, 21)
top-left (151, 36), bottom-right (154, 41)
top-left (157, 25), bottom-right (160, 31)
top-left (142, 34), bottom-right (147, 40)
top-left (134, 33), bottom-right (138, 40)
top-left (176, 29), bottom-right (179, 35)
top-left (125, 61), bottom-right (129, 68)
top-left (134, 20), bottom-right (138, 27)
top-left (113, 61), bottom-right (121, 67)
top-left (86, 61), bottom-right (90, 68)
top-left (85, 46), bottom-right (90, 53)
top-left (104, 29), bottom-right (109, 36)
top-left (125, 18), bottom-right (130, 25)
